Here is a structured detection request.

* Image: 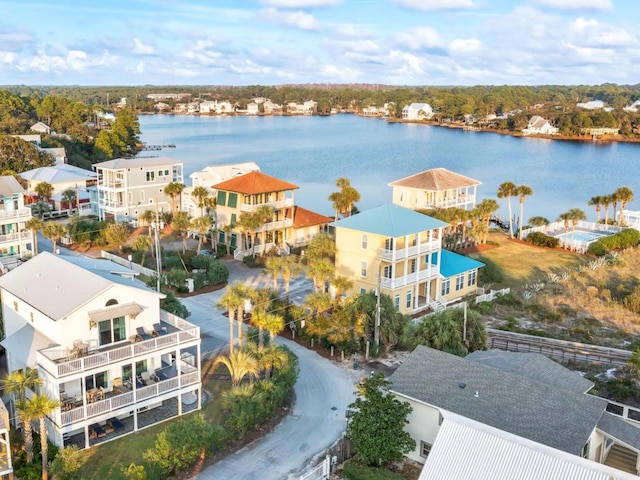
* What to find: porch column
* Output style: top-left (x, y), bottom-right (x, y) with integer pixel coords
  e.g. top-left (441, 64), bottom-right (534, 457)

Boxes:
top-left (84, 425), bottom-right (90, 449)
top-left (197, 388), bottom-right (202, 410)
top-left (178, 394), bottom-right (182, 416)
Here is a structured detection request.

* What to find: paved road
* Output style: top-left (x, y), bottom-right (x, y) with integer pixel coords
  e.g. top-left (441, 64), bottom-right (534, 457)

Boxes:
top-left (180, 262), bottom-right (359, 480)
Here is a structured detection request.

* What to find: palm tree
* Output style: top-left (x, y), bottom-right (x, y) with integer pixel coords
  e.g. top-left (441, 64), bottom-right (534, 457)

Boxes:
top-left (213, 350), bottom-right (260, 388)
top-left (192, 216), bottom-right (212, 254)
top-left (255, 205), bottom-right (274, 256)
top-left (191, 186), bottom-right (209, 217)
top-left (28, 393), bottom-right (59, 480)
top-left (220, 282), bottom-right (250, 348)
top-left (1, 367), bottom-right (42, 402)
top-left (515, 185), bottom-right (533, 239)
top-left (475, 199), bottom-right (499, 244)
top-left (281, 255), bottom-right (303, 298)
top-left (261, 312), bottom-right (284, 342)
top-left (25, 217), bottom-right (44, 255)
top-left (218, 286), bottom-right (242, 354)
top-left (614, 187), bottom-right (634, 226)
top-left (257, 344), bottom-right (289, 380)
top-left (557, 212), bottom-right (571, 249)
top-left (497, 181), bottom-right (517, 238)
top-left (16, 399), bottom-right (37, 464)
top-left (163, 181), bottom-right (184, 213)
top-left (238, 212), bottom-right (261, 257)
top-left (305, 257), bottom-right (334, 293)
top-left (602, 194), bottom-right (613, 225)
top-left (568, 208), bottom-right (587, 249)
top-left (528, 216), bottom-right (550, 227)
top-left (203, 196), bottom-right (218, 251)
top-left (330, 275), bottom-right (353, 301)
top-left (305, 291), bottom-right (333, 317)
top-left (587, 196), bottom-right (603, 223)
top-left (328, 177), bottom-right (361, 220)
top-left (42, 222), bottom-right (67, 254)
top-left (34, 181), bottom-right (53, 201)
top-left (248, 287), bottom-right (274, 348)
top-left (32, 200), bottom-right (52, 219)
top-left (171, 211), bottom-right (191, 254)
top-left (264, 256), bottom-right (284, 291)
top-left (132, 235), bottom-right (152, 267)
top-left (61, 188), bottom-right (76, 213)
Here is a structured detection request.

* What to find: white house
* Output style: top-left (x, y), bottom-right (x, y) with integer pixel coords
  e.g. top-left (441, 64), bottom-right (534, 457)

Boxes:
top-left (246, 102), bottom-right (259, 115)
top-left (623, 100), bottom-right (640, 113)
top-left (522, 115), bottom-right (559, 135)
top-left (402, 103), bottom-right (434, 120)
top-left (39, 147), bottom-right (67, 165)
top-left (199, 100), bottom-right (233, 115)
top-left (0, 176), bottom-right (33, 272)
top-left (390, 347), bottom-right (640, 475)
top-left (0, 253), bottom-right (202, 449)
top-left (577, 100), bottom-right (605, 110)
top-left (30, 122), bottom-right (52, 134)
top-left (11, 134), bottom-right (41, 146)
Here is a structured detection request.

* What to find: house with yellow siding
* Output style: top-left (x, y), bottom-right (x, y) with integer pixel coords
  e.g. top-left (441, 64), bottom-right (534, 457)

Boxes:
top-left (331, 204), bottom-right (483, 314)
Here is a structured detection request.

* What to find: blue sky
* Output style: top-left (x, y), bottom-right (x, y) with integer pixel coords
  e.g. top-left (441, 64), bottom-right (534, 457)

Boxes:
top-left (0, 0), bottom-right (638, 86)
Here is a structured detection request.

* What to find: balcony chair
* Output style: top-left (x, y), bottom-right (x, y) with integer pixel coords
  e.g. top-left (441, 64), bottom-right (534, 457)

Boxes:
top-left (152, 323), bottom-right (167, 336)
top-left (107, 417), bottom-right (124, 431)
top-left (140, 371), bottom-right (155, 386)
top-left (112, 377), bottom-right (123, 394)
top-left (89, 424), bottom-right (106, 439)
top-left (136, 327), bottom-right (152, 341)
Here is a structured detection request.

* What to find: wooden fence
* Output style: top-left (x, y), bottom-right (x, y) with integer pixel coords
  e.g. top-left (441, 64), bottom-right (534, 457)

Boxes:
top-left (101, 250), bottom-right (157, 277)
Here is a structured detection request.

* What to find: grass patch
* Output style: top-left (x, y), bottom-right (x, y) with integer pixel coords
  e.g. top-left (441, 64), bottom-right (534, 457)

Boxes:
top-left (342, 461), bottom-right (419, 480)
top-left (469, 232), bottom-right (584, 289)
top-left (74, 362), bottom-right (231, 479)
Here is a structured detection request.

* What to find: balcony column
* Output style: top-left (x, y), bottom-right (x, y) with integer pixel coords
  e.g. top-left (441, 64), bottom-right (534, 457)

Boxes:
top-left (84, 425), bottom-right (90, 449)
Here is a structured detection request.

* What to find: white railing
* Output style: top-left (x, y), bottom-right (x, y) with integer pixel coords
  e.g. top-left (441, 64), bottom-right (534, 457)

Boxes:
top-left (257, 218), bottom-right (294, 232)
top-left (422, 195), bottom-right (476, 209)
top-left (100, 200), bottom-right (126, 209)
top-left (378, 240), bottom-right (440, 261)
top-left (523, 220), bottom-right (624, 239)
top-left (300, 456), bottom-right (330, 480)
top-left (380, 268), bottom-right (438, 289)
top-left (475, 288), bottom-right (510, 304)
top-left (59, 372), bottom-right (200, 426)
top-left (99, 182), bottom-right (125, 189)
top-left (0, 231), bottom-right (32, 244)
top-left (100, 251), bottom-right (157, 277)
top-left (0, 207), bottom-right (31, 220)
top-left (240, 198), bottom-right (294, 213)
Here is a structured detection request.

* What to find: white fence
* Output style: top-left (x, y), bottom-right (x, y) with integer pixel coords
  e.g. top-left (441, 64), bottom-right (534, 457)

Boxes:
top-left (101, 250), bottom-right (157, 277)
top-left (299, 456), bottom-right (330, 480)
top-left (475, 288), bottom-right (510, 304)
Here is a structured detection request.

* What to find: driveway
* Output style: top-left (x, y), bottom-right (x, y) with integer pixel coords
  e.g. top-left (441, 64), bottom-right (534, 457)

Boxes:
top-left (181, 261), bottom-right (360, 480)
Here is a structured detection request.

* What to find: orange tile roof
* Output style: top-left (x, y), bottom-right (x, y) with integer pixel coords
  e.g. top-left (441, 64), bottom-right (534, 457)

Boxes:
top-left (212, 171), bottom-right (298, 194)
top-left (389, 168), bottom-right (481, 191)
top-left (289, 206), bottom-right (333, 228)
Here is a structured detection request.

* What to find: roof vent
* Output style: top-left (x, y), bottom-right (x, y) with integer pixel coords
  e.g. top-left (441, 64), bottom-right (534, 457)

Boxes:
top-left (474, 391), bottom-right (479, 398)
top-left (458, 382), bottom-right (466, 389)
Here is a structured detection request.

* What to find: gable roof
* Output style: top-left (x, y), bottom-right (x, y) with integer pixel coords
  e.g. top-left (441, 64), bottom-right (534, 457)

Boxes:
top-left (0, 175), bottom-right (25, 197)
top-left (466, 350), bottom-right (594, 394)
top-left (389, 168), bottom-right (481, 191)
top-left (212, 171), bottom-right (298, 194)
top-left (330, 204), bottom-right (448, 237)
top-left (289, 206), bottom-right (333, 228)
top-left (93, 157), bottom-right (182, 169)
top-left (0, 324), bottom-right (56, 367)
top-left (0, 252), bottom-right (158, 320)
top-left (597, 412), bottom-right (640, 452)
top-left (439, 250), bottom-right (484, 278)
top-left (389, 346), bottom-right (607, 455)
top-left (420, 416), bottom-right (638, 480)
top-left (20, 164), bottom-right (96, 185)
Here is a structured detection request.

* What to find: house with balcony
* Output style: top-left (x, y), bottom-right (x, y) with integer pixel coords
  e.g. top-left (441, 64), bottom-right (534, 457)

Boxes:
top-left (287, 206), bottom-right (333, 248)
top-left (402, 103), bottom-right (433, 120)
top-left (0, 175), bottom-right (34, 271)
top-left (331, 204), bottom-right (483, 314)
top-left (0, 252), bottom-right (201, 449)
top-left (391, 347), bottom-right (640, 478)
top-left (389, 168), bottom-right (481, 211)
top-left (93, 157), bottom-right (184, 222)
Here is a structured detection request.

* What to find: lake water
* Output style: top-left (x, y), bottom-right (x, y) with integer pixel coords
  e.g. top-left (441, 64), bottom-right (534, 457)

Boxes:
top-left (138, 114), bottom-right (640, 223)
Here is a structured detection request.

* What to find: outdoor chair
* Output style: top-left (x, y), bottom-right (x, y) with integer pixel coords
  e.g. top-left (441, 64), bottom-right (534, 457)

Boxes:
top-left (153, 323), bottom-right (167, 336)
top-left (112, 377), bottom-right (123, 394)
top-left (107, 417), bottom-right (124, 431)
top-left (89, 424), bottom-right (106, 439)
top-left (136, 327), bottom-right (152, 340)
top-left (140, 371), bottom-right (156, 385)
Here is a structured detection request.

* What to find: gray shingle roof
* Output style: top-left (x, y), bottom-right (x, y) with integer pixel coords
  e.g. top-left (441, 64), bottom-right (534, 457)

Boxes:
top-left (597, 412), bottom-right (640, 451)
top-left (466, 350), bottom-right (594, 394)
top-left (93, 157), bottom-right (182, 169)
top-left (389, 346), bottom-right (607, 455)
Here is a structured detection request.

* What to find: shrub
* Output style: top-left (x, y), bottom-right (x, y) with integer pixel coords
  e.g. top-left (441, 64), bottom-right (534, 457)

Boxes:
top-left (587, 241), bottom-right (606, 256)
top-left (475, 301), bottom-right (493, 314)
top-left (50, 445), bottom-right (84, 480)
top-left (163, 254), bottom-right (183, 270)
top-left (477, 256), bottom-right (504, 284)
top-left (589, 228), bottom-right (640, 256)
top-left (166, 268), bottom-right (187, 288)
top-left (191, 254), bottom-right (211, 271)
top-left (494, 292), bottom-right (521, 307)
top-left (208, 260), bottom-right (229, 284)
top-left (526, 231), bottom-right (560, 248)
top-left (342, 461), bottom-right (407, 480)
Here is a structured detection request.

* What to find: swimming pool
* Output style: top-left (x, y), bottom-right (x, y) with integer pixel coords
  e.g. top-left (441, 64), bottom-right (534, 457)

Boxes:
top-left (551, 230), bottom-right (610, 242)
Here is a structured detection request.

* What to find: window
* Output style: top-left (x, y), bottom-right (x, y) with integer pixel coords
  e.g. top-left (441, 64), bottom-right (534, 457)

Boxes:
top-left (164, 169), bottom-right (169, 176)
top-left (468, 270), bottom-right (477, 287)
top-left (420, 441), bottom-right (432, 458)
top-left (146, 171), bottom-right (155, 182)
top-left (140, 191), bottom-right (145, 202)
top-left (406, 291), bottom-right (412, 309)
top-left (431, 251), bottom-right (438, 265)
top-left (410, 258), bottom-right (417, 273)
top-left (217, 191), bottom-right (227, 206)
top-left (384, 238), bottom-right (393, 250)
top-left (581, 441), bottom-right (590, 459)
top-left (360, 261), bottom-right (367, 277)
top-left (441, 279), bottom-right (450, 296)
top-left (98, 316), bottom-right (126, 346)
top-left (230, 213), bottom-right (237, 227)
top-left (383, 265), bottom-right (392, 279)
top-left (122, 360), bottom-right (147, 382)
top-left (158, 170), bottom-right (163, 176)
top-left (228, 192), bottom-right (238, 208)
top-left (394, 295), bottom-right (400, 311)
top-left (85, 371), bottom-right (107, 391)
top-left (361, 234), bottom-right (368, 249)
top-left (455, 274), bottom-right (464, 291)
top-left (360, 288), bottom-right (366, 295)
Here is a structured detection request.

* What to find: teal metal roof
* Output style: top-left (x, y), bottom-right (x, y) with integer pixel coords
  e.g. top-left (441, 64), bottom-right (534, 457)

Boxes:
top-left (330, 204), bottom-right (448, 237)
top-left (440, 250), bottom-right (484, 277)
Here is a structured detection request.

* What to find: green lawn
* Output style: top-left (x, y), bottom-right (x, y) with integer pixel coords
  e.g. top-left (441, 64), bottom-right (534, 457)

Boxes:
top-left (75, 366), bottom-right (230, 479)
top-left (469, 232), bottom-right (585, 288)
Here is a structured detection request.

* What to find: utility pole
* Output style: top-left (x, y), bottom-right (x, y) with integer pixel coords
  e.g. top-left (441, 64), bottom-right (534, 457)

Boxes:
top-left (374, 262), bottom-right (382, 351)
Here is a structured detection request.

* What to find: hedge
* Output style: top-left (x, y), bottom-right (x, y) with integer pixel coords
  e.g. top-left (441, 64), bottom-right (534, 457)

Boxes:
top-left (526, 231), bottom-right (560, 248)
top-left (587, 228), bottom-right (640, 256)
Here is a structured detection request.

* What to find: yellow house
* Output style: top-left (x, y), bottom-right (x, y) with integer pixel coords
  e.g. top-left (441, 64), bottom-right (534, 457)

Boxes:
top-left (389, 168), bottom-right (481, 211)
top-left (332, 204), bottom-right (483, 314)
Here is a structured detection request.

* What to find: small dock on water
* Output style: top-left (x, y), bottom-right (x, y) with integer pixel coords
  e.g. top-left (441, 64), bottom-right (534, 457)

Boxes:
top-left (141, 143), bottom-right (176, 151)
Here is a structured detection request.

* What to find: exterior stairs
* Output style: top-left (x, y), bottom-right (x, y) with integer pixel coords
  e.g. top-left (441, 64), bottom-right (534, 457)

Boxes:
top-left (604, 444), bottom-right (638, 475)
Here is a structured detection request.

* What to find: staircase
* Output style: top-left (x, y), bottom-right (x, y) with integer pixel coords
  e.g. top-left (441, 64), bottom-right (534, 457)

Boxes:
top-left (604, 444), bottom-right (638, 474)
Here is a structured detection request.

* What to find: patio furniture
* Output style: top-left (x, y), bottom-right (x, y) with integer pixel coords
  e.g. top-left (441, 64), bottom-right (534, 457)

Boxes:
top-left (140, 371), bottom-right (155, 386)
top-left (107, 417), bottom-right (124, 430)
top-left (103, 422), bottom-right (115, 434)
top-left (153, 323), bottom-right (167, 336)
top-left (89, 424), bottom-right (106, 439)
top-left (136, 327), bottom-right (152, 340)
top-left (155, 368), bottom-right (169, 381)
top-left (112, 377), bottom-right (123, 394)
top-left (86, 387), bottom-right (104, 403)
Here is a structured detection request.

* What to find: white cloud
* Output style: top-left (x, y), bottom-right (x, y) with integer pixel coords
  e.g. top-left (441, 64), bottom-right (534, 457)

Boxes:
top-left (395, 27), bottom-right (444, 51)
top-left (133, 38), bottom-right (155, 55)
top-left (570, 18), bottom-right (635, 47)
top-left (260, 8), bottom-right (320, 30)
top-left (530, 0), bottom-right (614, 11)
top-left (449, 38), bottom-right (482, 54)
top-left (136, 62), bottom-right (145, 74)
top-left (261, 0), bottom-right (341, 7)
top-left (14, 49), bottom-right (117, 73)
top-left (0, 52), bottom-right (16, 64)
top-left (394, 0), bottom-right (476, 12)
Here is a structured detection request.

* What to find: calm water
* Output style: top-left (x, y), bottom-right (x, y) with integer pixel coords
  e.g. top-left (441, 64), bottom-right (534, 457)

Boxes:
top-left (138, 114), bottom-right (640, 222)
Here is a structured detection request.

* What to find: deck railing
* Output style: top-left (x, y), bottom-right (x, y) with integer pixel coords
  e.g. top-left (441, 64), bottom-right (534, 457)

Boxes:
top-left (378, 240), bottom-right (440, 261)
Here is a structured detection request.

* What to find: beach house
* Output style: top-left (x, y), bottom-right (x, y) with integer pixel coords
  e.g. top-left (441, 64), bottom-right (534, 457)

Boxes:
top-left (522, 115), bottom-right (559, 135)
top-left (402, 103), bottom-right (434, 120)
top-left (0, 175), bottom-right (34, 271)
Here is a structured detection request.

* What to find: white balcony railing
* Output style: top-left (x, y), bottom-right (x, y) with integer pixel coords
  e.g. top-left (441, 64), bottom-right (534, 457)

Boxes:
top-left (240, 198), bottom-right (294, 213)
top-left (38, 313), bottom-right (200, 379)
top-left (99, 200), bottom-right (126, 209)
top-left (0, 231), bottom-right (32, 244)
top-left (423, 195), bottom-right (476, 209)
top-left (99, 182), bottom-right (125, 190)
top-left (256, 218), bottom-right (293, 232)
top-left (0, 207), bottom-right (31, 221)
top-left (380, 268), bottom-right (439, 290)
top-left (378, 240), bottom-right (440, 261)
top-left (59, 373), bottom-right (200, 426)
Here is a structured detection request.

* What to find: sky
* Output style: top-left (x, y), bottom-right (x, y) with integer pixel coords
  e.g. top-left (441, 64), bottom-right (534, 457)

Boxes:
top-left (0, 0), bottom-right (638, 86)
